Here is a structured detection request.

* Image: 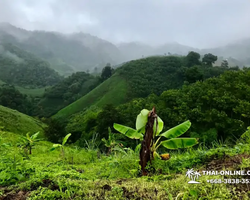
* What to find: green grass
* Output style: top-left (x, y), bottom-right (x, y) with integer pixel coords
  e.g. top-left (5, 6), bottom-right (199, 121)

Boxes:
top-left (0, 105), bottom-right (46, 136)
top-left (53, 74), bottom-right (127, 120)
top-left (15, 86), bottom-right (47, 97)
top-left (1, 131), bottom-right (250, 199)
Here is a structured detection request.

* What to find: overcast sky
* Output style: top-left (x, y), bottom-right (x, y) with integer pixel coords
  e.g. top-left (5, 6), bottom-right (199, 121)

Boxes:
top-left (0, 0), bottom-right (250, 48)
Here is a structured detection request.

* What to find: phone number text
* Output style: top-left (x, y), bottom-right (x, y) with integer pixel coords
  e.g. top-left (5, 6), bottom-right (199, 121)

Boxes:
top-left (207, 179), bottom-right (250, 184)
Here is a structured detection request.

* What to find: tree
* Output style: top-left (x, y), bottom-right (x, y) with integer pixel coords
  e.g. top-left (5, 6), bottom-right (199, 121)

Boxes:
top-left (221, 60), bottom-right (229, 68)
top-left (184, 66), bottom-right (204, 83)
top-left (202, 53), bottom-right (218, 66)
top-left (44, 119), bottom-right (66, 143)
top-left (96, 104), bottom-right (123, 139)
top-left (101, 63), bottom-right (113, 81)
top-left (185, 51), bottom-right (201, 67)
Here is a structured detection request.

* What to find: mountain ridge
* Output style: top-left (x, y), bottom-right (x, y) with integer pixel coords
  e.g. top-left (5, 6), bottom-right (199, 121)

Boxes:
top-left (0, 22), bottom-right (249, 72)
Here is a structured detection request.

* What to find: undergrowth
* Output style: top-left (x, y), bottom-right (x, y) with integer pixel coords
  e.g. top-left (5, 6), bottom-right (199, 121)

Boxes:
top-left (1, 131), bottom-right (250, 199)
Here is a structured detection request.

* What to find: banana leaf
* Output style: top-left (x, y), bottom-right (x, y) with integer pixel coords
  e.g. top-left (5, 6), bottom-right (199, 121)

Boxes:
top-left (136, 109), bottom-right (149, 130)
top-left (114, 123), bottom-right (143, 139)
top-left (62, 133), bottom-right (71, 145)
top-left (160, 120), bottom-right (191, 138)
top-left (153, 116), bottom-right (164, 136)
top-left (161, 138), bottom-right (198, 149)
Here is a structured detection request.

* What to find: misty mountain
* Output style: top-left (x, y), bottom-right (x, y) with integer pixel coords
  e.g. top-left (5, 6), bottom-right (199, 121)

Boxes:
top-left (153, 42), bottom-right (199, 56)
top-left (117, 42), bottom-right (154, 61)
top-left (0, 22), bottom-right (249, 75)
top-left (118, 40), bottom-right (250, 67)
top-left (0, 23), bottom-right (122, 75)
top-left (68, 32), bottom-right (123, 64)
top-left (200, 38), bottom-right (250, 66)
top-left (0, 42), bottom-right (62, 87)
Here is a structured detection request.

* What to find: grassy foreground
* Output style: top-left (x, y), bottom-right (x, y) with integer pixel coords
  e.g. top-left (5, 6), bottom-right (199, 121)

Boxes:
top-left (1, 131), bottom-right (250, 199)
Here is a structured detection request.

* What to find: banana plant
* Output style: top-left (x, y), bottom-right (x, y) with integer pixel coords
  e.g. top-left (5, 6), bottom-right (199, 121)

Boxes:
top-left (102, 127), bottom-right (117, 154)
top-left (50, 133), bottom-right (71, 158)
top-left (114, 109), bottom-right (198, 160)
top-left (20, 132), bottom-right (41, 155)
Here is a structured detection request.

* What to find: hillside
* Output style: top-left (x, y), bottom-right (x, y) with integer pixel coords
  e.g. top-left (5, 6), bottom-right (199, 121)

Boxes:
top-left (34, 72), bottom-right (101, 117)
top-left (0, 42), bottom-right (62, 87)
top-left (0, 105), bottom-right (46, 135)
top-left (53, 73), bottom-right (128, 120)
top-left (53, 55), bottom-right (230, 122)
top-left (0, 23), bottom-right (122, 75)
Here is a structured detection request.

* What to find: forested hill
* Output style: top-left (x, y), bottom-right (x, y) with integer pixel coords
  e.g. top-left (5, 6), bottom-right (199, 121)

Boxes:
top-left (53, 53), bottom-right (233, 121)
top-left (0, 42), bottom-right (62, 87)
top-left (0, 23), bottom-right (122, 75)
top-left (34, 72), bottom-right (101, 117)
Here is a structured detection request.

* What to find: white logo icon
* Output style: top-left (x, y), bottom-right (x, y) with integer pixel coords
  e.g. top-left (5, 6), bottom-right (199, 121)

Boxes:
top-left (186, 169), bottom-right (201, 184)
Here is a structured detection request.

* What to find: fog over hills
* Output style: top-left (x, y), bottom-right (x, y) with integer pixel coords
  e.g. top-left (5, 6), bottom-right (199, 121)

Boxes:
top-left (0, 22), bottom-right (249, 75)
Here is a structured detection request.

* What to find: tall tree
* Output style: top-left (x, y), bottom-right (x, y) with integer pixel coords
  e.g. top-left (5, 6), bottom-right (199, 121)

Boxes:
top-left (202, 53), bottom-right (218, 66)
top-left (185, 51), bottom-right (201, 67)
top-left (184, 66), bottom-right (204, 83)
top-left (221, 60), bottom-right (229, 68)
top-left (101, 63), bottom-right (113, 81)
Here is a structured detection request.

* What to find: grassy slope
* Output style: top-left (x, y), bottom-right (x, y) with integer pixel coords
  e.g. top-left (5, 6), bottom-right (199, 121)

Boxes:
top-left (1, 131), bottom-right (250, 199)
top-left (0, 105), bottom-right (46, 135)
top-left (15, 86), bottom-right (47, 97)
top-left (0, 78), bottom-right (46, 97)
top-left (53, 73), bottom-right (127, 120)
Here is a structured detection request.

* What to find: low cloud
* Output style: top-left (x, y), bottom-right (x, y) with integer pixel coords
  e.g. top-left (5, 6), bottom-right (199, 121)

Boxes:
top-left (0, 0), bottom-right (249, 48)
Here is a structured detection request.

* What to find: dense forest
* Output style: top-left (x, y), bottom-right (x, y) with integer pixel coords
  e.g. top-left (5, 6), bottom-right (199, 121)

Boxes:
top-left (35, 72), bottom-right (102, 117)
top-left (0, 43), bottom-right (62, 87)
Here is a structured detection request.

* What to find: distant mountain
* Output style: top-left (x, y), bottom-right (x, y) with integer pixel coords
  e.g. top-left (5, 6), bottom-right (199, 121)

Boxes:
top-left (154, 42), bottom-right (199, 55)
top-left (117, 42), bottom-right (154, 61)
top-left (68, 32), bottom-right (123, 66)
top-left (118, 40), bottom-right (250, 67)
top-left (0, 23), bottom-right (122, 75)
top-left (200, 38), bottom-right (250, 66)
top-left (0, 22), bottom-right (249, 75)
top-left (117, 42), bottom-right (200, 58)
top-left (0, 42), bottom-right (62, 87)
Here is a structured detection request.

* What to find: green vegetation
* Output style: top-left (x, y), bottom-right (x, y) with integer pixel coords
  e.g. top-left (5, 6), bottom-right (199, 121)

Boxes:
top-left (1, 47), bottom-right (250, 199)
top-left (50, 133), bottom-right (71, 158)
top-left (54, 55), bottom-right (229, 122)
top-left (0, 105), bottom-right (46, 135)
top-left (0, 84), bottom-right (32, 114)
top-left (0, 23), bottom-right (122, 74)
top-left (16, 86), bottom-right (47, 97)
top-left (35, 72), bottom-right (101, 117)
top-left (1, 129), bottom-right (250, 199)
top-left (114, 68), bottom-right (250, 146)
top-left (53, 74), bottom-right (128, 120)
top-left (19, 132), bottom-right (41, 155)
top-left (0, 43), bottom-right (62, 87)
top-left (114, 108), bottom-right (198, 175)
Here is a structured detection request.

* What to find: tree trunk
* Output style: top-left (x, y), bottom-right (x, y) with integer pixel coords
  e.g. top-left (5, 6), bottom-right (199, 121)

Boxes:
top-left (29, 146), bottom-right (32, 155)
top-left (139, 107), bottom-right (157, 176)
